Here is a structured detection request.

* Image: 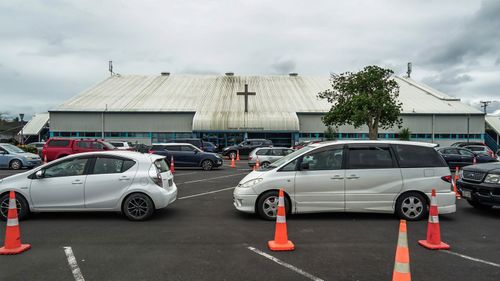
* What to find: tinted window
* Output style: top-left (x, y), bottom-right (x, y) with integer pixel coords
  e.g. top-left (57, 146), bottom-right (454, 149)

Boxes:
top-left (151, 145), bottom-right (166, 151)
top-left (44, 158), bottom-right (89, 178)
top-left (442, 148), bottom-right (459, 155)
top-left (395, 145), bottom-right (446, 168)
top-left (77, 141), bottom-right (91, 149)
top-left (256, 149), bottom-right (270, 156)
top-left (181, 145), bottom-right (195, 152)
top-left (458, 149), bottom-right (474, 156)
top-left (302, 148), bottom-right (343, 170)
top-left (165, 146), bottom-right (181, 151)
top-left (93, 157), bottom-right (126, 174)
top-left (467, 147), bottom-right (483, 152)
top-left (111, 142), bottom-right (124, 147)
top-left (48, 140), bottom-right (70, 147)
top-left (91, 142), bottom-right (105, 150)
top-left (271, 149), bottom-right (284, 156)
top-left (347, 146), bottom-right (394, 169)
top-left (154, 159), bottom-right (169, 172)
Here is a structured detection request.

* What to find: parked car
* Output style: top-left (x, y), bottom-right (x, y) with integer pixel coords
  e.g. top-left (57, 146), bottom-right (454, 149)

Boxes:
top-left (437, 147), bottom-right (498, 169)
top-left (108, 141), bottom-right (135, 151)
top-left (42, 138), bottom-right (116, 162)
top-left (165, 138), bottom-right (206, 151)
top-left (203, 141), bottom-right (218, 153)
top-left (457, 162), bottom-right (500, 210)
top-left (149, 143), bottom-right (223, 170)
top-left (464, 145), bottom-right (495, 157)
top-left (497, 149), bottom-right (500, 161)
top-left (0, 151), bottom-right (177, 221)
top-left (222, 139), bottom-right (273, 159)
top-left (451, 141), bottom-right (487, 148)
top-left (0, 143), bottom-right (42, 170)
top-left (248, 147), bottom-right (295, 168)
top-left (233, 140), bottom-right (456, 221)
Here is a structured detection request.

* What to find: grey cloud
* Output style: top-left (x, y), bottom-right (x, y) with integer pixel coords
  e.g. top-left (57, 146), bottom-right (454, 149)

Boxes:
top-left (422, 69), bottom-right (473, 92)
top-left (270, 59), bottom-right (296, 74)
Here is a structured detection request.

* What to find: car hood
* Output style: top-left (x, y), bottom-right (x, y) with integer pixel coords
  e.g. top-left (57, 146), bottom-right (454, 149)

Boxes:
top-left (14, 152), bottom-right (40, 158)
top-left (224, 145), bottom-right (239, 151)
top-left (464, 162), bottom-right (500, 173)
top-left (0, 170), bottom-right (32, 185)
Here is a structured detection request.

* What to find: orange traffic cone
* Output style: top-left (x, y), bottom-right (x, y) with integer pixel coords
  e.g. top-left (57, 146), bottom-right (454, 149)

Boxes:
top-left (473, 156), bottom-right (477, 165)
top-left (43, 154), bottom-right (47, 164)
top-left (392, 220), bottom-right (411, 281)
top-left (0, 191), bottom-right (31, 255)
top-left (170, 156), bottom-right (175, 174)
top-left (418, 189), bottom-right (450, 250)
top-left (236, 150), bottom-right (240, 161)
top-left (255, 158), bottom-right (260, 170)
top-left (230, 154), bottom-right (236, 168)
top-left (453, 167), bottom-right (461, 199)
top-left (268, 189), bottom-right (294, 251)
top-left (252, 164), bottom-right (257, 171)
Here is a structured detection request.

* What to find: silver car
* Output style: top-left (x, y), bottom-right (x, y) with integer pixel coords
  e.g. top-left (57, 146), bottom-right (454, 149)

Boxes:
top-left (234, 140), bottom-right (456, 221)
top-left (0, 151), bottom-right (177, 221)
top-left (248, 147), bottom-right (295, 168)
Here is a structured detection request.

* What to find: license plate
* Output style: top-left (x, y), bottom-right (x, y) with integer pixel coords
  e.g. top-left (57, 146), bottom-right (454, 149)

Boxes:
top-left (462, 190), bottom-right (472, 199)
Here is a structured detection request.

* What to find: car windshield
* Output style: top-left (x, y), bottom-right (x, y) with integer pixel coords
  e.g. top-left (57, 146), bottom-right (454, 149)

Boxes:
top-left (1, 144), bottom-right (25, 154)
top-left (264, 146), bottom-right (314, 170)
top-left (102, 141), bottom-right (116, 150)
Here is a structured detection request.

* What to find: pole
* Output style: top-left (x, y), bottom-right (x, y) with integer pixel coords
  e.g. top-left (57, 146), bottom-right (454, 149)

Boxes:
top-left (19, 113), bottom-right (24, 145)
top-left (467, 115), bottom-right (470, 143)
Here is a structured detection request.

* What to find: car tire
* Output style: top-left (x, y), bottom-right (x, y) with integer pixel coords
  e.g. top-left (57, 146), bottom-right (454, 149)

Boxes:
top-left (395, 192), bottom-right (428, 221)
top-left (0, 192), bottom-right (30, 221)
top-left (467, 199), bottom-right (493, 210)
top-left (122, 193), bottom-right (155, 221)
top-left (201, 159), bottom-right (214, 171)
top-left (261, 161), bottom-right (271, 168)
top-left (9, 159), bottom-right (22, 170)
top-left (228, 151), bottom-right (237, 160)
top-left (256, 190), bottom-right (291, 221)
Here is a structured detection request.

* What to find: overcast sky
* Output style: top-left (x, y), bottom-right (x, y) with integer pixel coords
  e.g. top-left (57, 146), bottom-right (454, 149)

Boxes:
top-left (0, 0), bottom-right (499, 119)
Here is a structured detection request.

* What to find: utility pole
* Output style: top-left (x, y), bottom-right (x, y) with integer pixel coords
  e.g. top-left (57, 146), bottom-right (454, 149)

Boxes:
top-left (19, 113), bottom-right (24, 145)
top-left (480, 101), bottom-right (491, 114)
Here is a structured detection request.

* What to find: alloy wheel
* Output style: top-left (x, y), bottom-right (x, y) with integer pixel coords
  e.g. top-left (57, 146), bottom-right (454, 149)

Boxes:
top-left (401, 196), bottom-right (424, 219)
top-left (262, 196), bottom-right (279, 218)
top-left (0, 198), bottom-right (21, 219)
top-left (126, 197), bottom-right (150, 220)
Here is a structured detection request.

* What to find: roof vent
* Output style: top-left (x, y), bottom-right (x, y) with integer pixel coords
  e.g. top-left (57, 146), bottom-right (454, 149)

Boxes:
top-left (289, 73), bottom-right (298, 77)
top-left (161, 72), bottom-right (170, 76)
top-left (225, 72), bottom-right (234, 76)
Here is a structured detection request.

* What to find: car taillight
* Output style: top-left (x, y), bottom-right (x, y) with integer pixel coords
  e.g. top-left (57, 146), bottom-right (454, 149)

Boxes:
top-left (248, 156), bottom-right (252, 160)
top-left (149, 150), bottom-right (155, 154)
top-left (152, 172), bottom-right (163, 187)
top-left (441, 175), bottom-right (452, 183)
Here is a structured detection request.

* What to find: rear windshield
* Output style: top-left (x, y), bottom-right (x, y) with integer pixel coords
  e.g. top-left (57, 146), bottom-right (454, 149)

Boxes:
top-left (111, 142), bottom-right (124, 147)
top-left (48, 140), bottom-right (70, 147)
top-left (395, 144), bottom-right (447, 168)
top-left (154, 159), bottom-right (170, 172)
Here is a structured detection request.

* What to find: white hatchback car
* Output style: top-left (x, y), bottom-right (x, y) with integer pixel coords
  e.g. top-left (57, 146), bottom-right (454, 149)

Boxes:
top-left (0, 151), bottom-right (177, 221)
top-left (234, 140), bottom-right (456, 221)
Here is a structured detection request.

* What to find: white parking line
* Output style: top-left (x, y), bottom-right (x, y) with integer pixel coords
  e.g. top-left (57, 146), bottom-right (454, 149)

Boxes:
top-left (178, 187), bottom-right (235, 200)
top-left (247, 246), bottom-right (325, 281)
top-left (442, 250), bottom-right (500, 268)
top-left (179, 173), bottom-right (248, 184)
top-left (63, 246), bottom-right (85, 281)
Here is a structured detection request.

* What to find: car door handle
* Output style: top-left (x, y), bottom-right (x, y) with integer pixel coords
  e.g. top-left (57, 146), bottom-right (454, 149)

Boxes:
top-left (346, 175), bottom-right (360, 179)
top-left (330, 175), bottom-right (344, 180)
top-left (72, 180), bottom-right (83, 185)
top-left (119, 176), bottom-right (131, 181)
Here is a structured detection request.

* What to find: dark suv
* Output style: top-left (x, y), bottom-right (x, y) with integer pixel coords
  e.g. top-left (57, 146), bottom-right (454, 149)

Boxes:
top-left (221, 139), bottom-right (273, 159)
top-left (458, 162), bottom-right (500, 209)
top-left (437, 147), bottom-right (497, 169)
top-left (149, 143), bottom-right (223, 170)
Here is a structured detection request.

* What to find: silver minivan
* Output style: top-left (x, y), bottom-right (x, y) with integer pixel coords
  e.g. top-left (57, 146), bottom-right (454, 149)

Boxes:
top-left (233, 140), bottom-right (456, 221)
top-left (248, 147), bottom-right (294, 168)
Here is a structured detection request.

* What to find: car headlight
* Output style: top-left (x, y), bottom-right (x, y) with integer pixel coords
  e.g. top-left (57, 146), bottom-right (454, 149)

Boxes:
top-left (238, 178), bottom-right (263, 188)
top-left (484, 174), bottom-right (500, 184)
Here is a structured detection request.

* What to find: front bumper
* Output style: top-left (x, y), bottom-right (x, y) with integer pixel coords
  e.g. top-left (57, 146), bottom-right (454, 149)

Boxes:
top-left (214, 159), bottom-right (223, 167)
top-left (458, 179), bottom-right (500, 206)
top-left (24, 160), bottom-right (42, 167)
top-left (233, 187), bottom-right (258, 213)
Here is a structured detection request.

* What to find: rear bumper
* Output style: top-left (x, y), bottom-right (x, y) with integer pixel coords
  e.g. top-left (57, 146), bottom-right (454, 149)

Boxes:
top-left (458, 180), bottom-right (500, 206)
top-left (154, 183), bottom-right (178, 209)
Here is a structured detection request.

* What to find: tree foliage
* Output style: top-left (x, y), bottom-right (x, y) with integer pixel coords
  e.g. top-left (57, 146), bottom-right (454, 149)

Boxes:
top-left (318, 65), bottom-right (403, 140)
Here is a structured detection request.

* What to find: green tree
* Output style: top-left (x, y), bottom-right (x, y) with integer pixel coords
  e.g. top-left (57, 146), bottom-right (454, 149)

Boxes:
top-left (324, 126), bottom-right (337, 140)
top-left (318, 65), bottom-right (403, 140)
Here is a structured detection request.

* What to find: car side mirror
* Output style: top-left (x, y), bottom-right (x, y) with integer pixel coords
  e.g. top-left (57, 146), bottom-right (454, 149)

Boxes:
top-left (35, 170), bottom-right (45, 179)
top-left (300, 162), bottom-right (309, 170)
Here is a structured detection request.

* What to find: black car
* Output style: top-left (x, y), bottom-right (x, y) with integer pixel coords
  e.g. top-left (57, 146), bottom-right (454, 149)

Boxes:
top-left (436, 147), bottom-right (497, 169)
top-left (458, 162), bottom-right (500, 209)
top-left (451, 141), bottom-right (486, 148)
top-left (221, 139), bottom-right (273, 159)
top-left (149, 143), bottom-right (223, 170)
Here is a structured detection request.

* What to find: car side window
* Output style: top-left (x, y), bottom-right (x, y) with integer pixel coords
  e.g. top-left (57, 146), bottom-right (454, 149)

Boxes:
top-left (91, 142), bottom-right (105, 150)
top-left (77, 141), bottom-right (91, 149)
top-left (284, 149), bottom-right (294, 155)
top-left (458, 149), bottom-right (474, 157)
top-left (302, 148), bottom-right (343, 171)
top-left (272, 149), bottom-right (284, 156)
top-left (347, 146), bottom-right (394, 169)
top-left (280, 159), bottom-right (298, 172)
top-left (166, 146), bottom-right (181, 151)
top-left (44, 158), bottom-right (89, 178)
top-left (256, 149), bottom-right (270, 156)
top-left (92, 157), bottom-right (133, 174)
top-left (0, 147), bottom-right (6, 153)
top-left (395, 145), bottom-right (446, 168)
top-left (181, 145), bottom-right (195, 152)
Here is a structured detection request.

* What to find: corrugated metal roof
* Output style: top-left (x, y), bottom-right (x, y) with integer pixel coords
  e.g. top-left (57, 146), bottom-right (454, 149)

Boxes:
top-left (52, 74), bottom-right (482, 131)
top-left (486, 115), bottom-right (500, 134)
top-left (19, 113), bottom-right (49, 135)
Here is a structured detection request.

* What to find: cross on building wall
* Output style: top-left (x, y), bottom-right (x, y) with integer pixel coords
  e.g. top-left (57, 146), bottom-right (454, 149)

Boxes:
top-left (237, 84), bottom-right (256, 113)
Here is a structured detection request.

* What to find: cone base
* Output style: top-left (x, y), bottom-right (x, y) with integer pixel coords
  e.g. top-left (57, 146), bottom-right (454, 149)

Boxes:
top-left (0, 243), bottom-right (31, 255)
top-left (268, 240), bottom-right (295, 251)
top-left (418, 240), bottom-right (450, 250)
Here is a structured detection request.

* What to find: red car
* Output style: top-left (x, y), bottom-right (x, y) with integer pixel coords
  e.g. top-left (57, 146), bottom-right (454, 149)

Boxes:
top-left (42, 138), bottom-right (116, 162)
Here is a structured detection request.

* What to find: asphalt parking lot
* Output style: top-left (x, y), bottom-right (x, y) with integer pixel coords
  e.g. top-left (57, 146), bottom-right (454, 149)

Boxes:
top-left (1, 161), bottom-right (500, 281)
